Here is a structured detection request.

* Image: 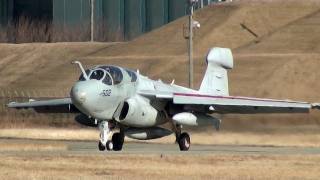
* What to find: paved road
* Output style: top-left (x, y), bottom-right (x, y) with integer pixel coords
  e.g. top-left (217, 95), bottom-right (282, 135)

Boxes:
top-left (1, 138), bottom-right (320, 155)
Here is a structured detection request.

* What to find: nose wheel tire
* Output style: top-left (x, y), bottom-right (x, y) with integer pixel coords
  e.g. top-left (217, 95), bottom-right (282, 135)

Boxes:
top-left (98, 141), bottom-right (106, 151)
top-left (178, 132), bottom-right (190, 151)
top-left (98, 132), bottom-right (124, 152)
top-left (98, 141), bottom-right (113, 151)
top-left (106, 141), bottom-right (113, 151)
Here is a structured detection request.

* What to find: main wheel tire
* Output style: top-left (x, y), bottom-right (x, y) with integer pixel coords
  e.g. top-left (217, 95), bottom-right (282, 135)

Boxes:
top-left (98, 141), bottom-right (106, 151)
top-left (112, 132), bottom-right (125, 151)
top-left (178, 132), bottom-right (190, 151)
top-left (106, 140), bottom-right (113, 151)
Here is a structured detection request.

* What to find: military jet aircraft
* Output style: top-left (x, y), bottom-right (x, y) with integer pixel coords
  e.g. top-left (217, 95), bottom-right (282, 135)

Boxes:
top-left (8, 47), bottom-right (320, 151)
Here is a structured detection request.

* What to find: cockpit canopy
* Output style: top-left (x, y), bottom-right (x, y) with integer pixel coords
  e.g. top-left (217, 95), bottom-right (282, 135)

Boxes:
top-left (78, 66), bottom-right (137, 85)
top-left (125, 69), bottom-right (137, 82)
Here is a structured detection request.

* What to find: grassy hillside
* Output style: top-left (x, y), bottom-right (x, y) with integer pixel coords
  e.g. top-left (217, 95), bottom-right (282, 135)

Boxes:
top-left (1, 1), bottom-right (320, 128)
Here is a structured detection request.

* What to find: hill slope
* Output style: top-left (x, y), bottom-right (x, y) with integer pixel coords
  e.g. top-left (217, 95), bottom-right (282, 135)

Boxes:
top-left (0, 1), bottom-right (320, 127)
top-left (1, 1), bottom-right (319, 90)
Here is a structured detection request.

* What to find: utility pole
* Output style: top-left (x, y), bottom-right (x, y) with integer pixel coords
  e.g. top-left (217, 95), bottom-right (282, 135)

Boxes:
top-left (188, 0), bottom-right (200, 89)
top-left (91, 0), bottom-right (94, 42)
top-left (188, 4), bottom-right (194, 89)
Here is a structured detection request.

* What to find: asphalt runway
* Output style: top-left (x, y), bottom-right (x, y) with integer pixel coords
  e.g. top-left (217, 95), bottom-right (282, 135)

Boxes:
top-left (1, 138), bottom-right (320, 156)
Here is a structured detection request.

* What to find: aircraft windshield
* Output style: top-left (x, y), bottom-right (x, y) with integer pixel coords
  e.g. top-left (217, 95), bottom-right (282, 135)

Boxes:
top-left (79, 69), bottom-right (91, 81)
top-left (101, 66), bottom-right (123, 85)
top-left (125, 69), bottom-right (137, 82)
top-left (103, 72), bottom-right (113, 85)
top-left (90, 69), bottom-right (105, 80)
top-left (78, 66), bottom-right (123, 85)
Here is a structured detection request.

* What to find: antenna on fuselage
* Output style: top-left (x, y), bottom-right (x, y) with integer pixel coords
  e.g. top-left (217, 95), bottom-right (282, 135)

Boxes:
top-left (72, 61), bottom-right (89, 80)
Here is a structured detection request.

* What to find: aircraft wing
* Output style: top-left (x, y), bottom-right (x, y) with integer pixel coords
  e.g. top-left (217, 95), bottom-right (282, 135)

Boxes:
top-left (7, 98), bottom-right (79, 113)
top-left (8, 98), bottom-right (72, 108)
top-left (174, 93), bottom-right (318, 114)
top-left (139, 90), bottom-right (317, 114)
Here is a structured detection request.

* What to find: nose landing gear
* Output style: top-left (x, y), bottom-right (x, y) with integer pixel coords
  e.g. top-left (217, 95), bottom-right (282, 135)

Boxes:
top-left (98, 121), bottom-right (124, 151)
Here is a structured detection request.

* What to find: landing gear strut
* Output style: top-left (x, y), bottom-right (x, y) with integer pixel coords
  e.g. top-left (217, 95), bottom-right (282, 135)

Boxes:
top-left (98, 121), bottom-right (124, 151)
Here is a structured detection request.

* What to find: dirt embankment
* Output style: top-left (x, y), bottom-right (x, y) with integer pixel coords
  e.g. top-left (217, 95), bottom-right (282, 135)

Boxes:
top-left (0, 1), bottom-right (320, 128)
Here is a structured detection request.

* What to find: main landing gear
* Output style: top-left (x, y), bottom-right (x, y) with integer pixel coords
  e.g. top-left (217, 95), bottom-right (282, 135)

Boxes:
top-left (178, 132), bottom-right (191, 151)
top-left (98, 121), bottom-right (124, 151)
top-left (174, 124), bottom-right (191, 151)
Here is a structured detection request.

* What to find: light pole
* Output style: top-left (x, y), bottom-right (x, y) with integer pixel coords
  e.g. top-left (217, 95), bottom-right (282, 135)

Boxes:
top-left (188, 0), bottom-right (199, 89)
top-left (91, 0), bottom-right (95, 42)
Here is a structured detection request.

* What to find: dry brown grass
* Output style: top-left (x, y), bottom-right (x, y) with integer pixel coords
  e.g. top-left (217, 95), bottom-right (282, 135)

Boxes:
top-left (0, 27), bottom-right (7, 42)
top-left (0, 16), bottom-right (125, 43)
top-left (1, 128), bottom-right (320, 147)
top-left (92, 1), bottom-right (320, 57)
top-left (0, 153), bottom-right (319, 180)
top-left (0, 42), bottom-right (109, 90)
top-left (0, 141), bottom-right (66, 151)
top-left (0, 128), bottom-right (98, 141)
top-left (3, 1), bottom-right (320, 90)
top-left (1, 1), bottom-right (320, 129)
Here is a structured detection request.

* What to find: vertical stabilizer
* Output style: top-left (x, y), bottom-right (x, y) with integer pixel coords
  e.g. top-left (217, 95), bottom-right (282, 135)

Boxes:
top-left (199, 47), bottom-right (233, 96)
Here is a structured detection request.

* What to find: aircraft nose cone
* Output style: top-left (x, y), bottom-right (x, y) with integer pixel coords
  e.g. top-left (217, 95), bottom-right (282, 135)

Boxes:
top-left (73, 89), bottom-right (87, 104)
top-left (71, 81), bottom-right (92, 105)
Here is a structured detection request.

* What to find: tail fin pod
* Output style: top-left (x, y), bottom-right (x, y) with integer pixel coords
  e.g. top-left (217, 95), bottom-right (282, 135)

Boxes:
top-left (199, 47), bottom-right (233, 96)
